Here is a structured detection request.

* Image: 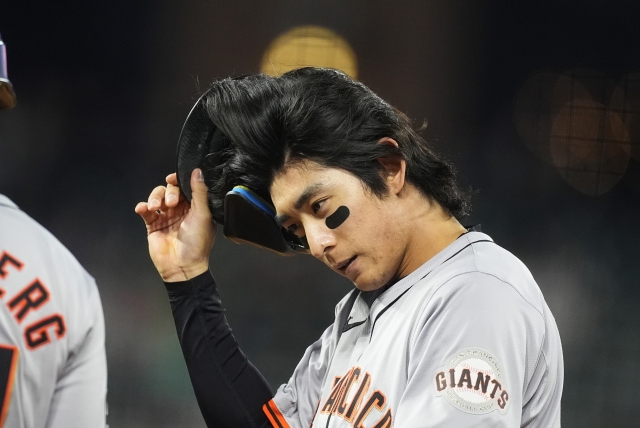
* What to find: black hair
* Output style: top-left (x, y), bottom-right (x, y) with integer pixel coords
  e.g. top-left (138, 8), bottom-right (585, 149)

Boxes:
top-left (201, 67), bottom-right (471, 219)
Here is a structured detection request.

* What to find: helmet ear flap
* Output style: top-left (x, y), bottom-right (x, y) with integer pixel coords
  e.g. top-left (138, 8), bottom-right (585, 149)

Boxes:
top-left (224, 187), bottom-right (290, 254)
top-left (0, 34), bottom-right (17, 110)
top-left (224, 186), bottom-right (310, 255)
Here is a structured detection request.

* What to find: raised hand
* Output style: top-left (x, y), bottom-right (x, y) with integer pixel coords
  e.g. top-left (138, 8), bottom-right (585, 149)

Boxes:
top-left (135, 168), bottom-right (216, 282)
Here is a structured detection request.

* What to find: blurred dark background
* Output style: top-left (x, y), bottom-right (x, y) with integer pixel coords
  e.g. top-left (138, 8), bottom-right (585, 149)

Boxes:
top-left (1, 0), bottom-right (639, 426)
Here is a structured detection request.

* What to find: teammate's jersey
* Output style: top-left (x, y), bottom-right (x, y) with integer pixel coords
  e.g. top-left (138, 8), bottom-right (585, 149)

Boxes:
top-left (269, 231), bottom-right (563, 427)
top-left (0, 194), bottom-right (107, 428)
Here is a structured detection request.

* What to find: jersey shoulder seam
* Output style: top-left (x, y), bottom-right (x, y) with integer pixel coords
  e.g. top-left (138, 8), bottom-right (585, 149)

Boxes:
top-left (414, 257), bottom-right (546, 334)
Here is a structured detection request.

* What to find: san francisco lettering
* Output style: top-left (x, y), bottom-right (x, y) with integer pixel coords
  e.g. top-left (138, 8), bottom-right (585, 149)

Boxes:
top-left (321, 367), bottom-right (393, 427)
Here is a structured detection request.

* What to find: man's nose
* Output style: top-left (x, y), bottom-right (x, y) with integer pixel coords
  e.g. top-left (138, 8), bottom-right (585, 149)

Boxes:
top-left (305, 225), bottom-right (336, 258)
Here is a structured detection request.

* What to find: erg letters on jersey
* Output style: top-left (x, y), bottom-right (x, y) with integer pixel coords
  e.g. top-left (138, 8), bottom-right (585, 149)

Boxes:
top-left (0, 195), bottom-right (107, 428)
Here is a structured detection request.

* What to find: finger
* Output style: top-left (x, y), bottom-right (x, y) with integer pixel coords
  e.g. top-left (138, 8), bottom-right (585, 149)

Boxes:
top-left (165, 183), bottom-right (183, 207)
top-left (147, 186), bottom-right (167, 210)
top-left (134, 201), bottom-right (158, 225)
top-left (134, 201), bottom-right (148, 214)
top-left (166, 173), bottom-right (178, 186)
top-left (190, 168), bottom-right (212, 219)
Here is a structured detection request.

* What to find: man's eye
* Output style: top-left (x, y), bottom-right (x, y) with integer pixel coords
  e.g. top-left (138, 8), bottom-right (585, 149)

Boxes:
top-left (311, 199), bottom-right (325, 214)
top-left (287, 224), bottom-right (298, 233)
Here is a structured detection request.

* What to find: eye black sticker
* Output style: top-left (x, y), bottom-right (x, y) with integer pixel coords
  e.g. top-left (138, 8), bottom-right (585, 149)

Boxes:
top-left (326, 206), bottom-right (350, 229)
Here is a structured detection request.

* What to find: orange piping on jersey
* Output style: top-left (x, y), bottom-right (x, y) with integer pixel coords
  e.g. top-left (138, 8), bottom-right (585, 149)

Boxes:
top-left (263, 399), bottom-right (291, 428)
top-left (263, 404), bottom-right (279, 428)
top-left (0, 344), bottom-right (18, 428)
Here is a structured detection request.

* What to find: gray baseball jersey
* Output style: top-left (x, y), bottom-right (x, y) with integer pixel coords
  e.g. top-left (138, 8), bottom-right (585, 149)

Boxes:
top-left (267, 231), bottom-right (563, 427)
top-left (0, 194), bottom-right (107, 428)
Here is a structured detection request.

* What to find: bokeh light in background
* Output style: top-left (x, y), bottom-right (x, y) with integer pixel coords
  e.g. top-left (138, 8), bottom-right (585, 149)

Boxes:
top-left (260, 25), bottom-right (358, 78)
top-left (515, 69), bottom-right (635, 195)
top-left (551, 99), bottom-right (630, 195)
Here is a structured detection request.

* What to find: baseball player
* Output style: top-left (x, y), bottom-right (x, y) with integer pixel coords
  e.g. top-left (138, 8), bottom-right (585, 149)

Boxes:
top-left (0, 32), bottom-right (108, 427)
top-left (136, 68), bottom-right (563, 427)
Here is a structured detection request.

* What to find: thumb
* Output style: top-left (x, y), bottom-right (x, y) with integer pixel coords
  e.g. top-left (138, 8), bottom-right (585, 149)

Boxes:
top-left (189, 168), bottom-right (212, 218)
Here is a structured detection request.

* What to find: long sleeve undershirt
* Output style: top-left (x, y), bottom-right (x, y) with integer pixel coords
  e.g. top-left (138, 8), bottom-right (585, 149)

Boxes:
top-left (164, 270), bottom-right (274, 428)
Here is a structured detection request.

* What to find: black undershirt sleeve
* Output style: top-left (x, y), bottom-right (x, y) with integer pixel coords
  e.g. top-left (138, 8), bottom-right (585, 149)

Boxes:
top-left (164, 270), bottom-right (274, 428)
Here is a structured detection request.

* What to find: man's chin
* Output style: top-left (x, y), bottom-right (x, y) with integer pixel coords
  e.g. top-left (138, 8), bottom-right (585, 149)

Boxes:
top-left (352, 276), bottom-right (388, 292)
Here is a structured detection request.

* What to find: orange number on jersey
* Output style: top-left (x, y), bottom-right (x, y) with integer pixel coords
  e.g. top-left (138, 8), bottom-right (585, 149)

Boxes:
top-left (0, 345), bottom-right (18, 427)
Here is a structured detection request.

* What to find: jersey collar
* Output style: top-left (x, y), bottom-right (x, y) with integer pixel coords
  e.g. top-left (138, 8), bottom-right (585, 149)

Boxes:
top-left (367, 231), bottom-right (494, 319)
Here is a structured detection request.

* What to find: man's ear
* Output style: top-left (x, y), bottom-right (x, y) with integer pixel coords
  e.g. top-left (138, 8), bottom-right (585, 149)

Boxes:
top-left (377, 137), bottom-right (406, 196)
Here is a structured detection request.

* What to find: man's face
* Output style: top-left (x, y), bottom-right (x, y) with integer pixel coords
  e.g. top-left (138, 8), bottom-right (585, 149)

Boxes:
top-left (270, 160), bottom-right (406, 291)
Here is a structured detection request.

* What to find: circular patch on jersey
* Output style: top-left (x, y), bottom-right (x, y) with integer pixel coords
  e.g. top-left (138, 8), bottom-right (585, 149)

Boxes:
top-left (433, 348), bottom-right (510, 415)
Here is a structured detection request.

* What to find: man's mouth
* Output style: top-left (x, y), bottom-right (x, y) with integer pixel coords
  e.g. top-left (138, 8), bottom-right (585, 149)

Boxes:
top-left (336, 256), bottom-right (357, 273)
